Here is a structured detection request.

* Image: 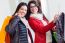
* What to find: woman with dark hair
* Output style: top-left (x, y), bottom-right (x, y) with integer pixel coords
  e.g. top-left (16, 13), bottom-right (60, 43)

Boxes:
top-left (26, 1), bottom-right (56, 43)
top-left (5, 2), bottom-right (32, 43)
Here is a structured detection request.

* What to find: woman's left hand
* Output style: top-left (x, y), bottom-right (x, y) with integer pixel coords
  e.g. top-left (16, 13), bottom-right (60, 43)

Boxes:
top-left (53, 14), bottom-right (59, 23)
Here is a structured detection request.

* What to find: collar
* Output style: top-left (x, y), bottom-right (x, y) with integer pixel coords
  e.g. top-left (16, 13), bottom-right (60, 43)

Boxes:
top-left (30, 13), bottom-right (43, 20)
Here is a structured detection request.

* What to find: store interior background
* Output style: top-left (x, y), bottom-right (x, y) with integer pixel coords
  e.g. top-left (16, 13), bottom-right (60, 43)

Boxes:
top-left (0, 0), bottom-right (65, 40)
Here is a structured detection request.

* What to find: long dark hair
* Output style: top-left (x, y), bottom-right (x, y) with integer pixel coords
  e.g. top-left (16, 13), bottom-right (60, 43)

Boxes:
top-left (9, 2), bottom-right (27, 23)
top-left (25, 1), bottom-right (42, 20)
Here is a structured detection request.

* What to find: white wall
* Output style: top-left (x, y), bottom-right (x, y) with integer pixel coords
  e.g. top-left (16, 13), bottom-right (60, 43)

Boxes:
top-left (9, 0), bottom-right (19, 15)
top-left (0, 0), bottom-right (11, 30)
top-left (47, 0), bottom-right (65, 20)
top-left (41, 0), bottom-right (65, 21)
top-left (40, 0), bottom-right (49, 20)
top-left (19, 0), bottom-right (29, 4)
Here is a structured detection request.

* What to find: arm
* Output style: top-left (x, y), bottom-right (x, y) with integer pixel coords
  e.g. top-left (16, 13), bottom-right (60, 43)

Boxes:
top-left (28, 19), bottom-right (55, 34)
top-left (5, 16), bottom-right (20, 35)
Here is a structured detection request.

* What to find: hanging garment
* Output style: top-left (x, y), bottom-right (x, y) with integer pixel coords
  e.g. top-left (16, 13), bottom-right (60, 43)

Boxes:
top-left (56, 13), bottom-right (64, 43)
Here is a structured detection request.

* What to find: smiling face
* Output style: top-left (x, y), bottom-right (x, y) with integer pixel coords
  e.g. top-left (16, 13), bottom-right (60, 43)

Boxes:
top-left (18, 5), bottom-right (27, 17)
top-left (30, 3), bottom-right (38, 14)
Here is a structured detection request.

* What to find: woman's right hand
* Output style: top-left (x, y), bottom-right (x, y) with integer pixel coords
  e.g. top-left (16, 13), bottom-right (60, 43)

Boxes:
top-left (15, 13), bottom-right (22, 18)
top-left (52, 26), bottom-right (57, 32)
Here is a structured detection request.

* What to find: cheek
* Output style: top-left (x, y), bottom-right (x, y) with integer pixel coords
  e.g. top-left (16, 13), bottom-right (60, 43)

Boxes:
top-left (35, 7), bottom-right (38, 11)
top-left (18, 10), bottom-right (24, 13)
top-left (31, 7), bottom-right (38, 12)
top-left (25, 11), bottom-right (27, 14)
top-left (30, 8), bottom-right (33, 12)
top-left (18, 10), bottom-right (22, 13)
top-left (31, 8), bottom-right (35, 11)
top-left (20, 10), bottom-right (23, 13)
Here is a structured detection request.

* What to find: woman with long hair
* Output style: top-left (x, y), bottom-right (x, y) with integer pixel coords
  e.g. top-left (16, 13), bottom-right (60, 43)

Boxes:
top-left (5, 2), bottom-right (32, 43)
top-left (26, 1), bottom-right (56, 43)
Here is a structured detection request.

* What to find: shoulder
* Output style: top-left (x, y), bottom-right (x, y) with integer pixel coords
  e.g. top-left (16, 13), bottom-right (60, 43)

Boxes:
top-left (28, 17), bottom-right (42, 25)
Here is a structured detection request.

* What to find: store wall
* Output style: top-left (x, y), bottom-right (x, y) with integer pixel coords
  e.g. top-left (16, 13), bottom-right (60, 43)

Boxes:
top-left (0, 0), bottom-right (11, 30)
top-left (47, 0), bottom-right (65, 20)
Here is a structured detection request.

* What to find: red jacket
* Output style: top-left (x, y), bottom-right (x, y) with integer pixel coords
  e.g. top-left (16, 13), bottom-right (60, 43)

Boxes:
top-left (28, 17), bottom-right (55, 43)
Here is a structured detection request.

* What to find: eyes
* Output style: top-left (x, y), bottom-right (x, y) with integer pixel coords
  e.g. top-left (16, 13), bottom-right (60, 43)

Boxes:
top-left (30, 6), bottom-right (37, 8)
top-left (20, 6), bottom-right (27, 11)
top-left (20, 8), bottom-right (27, 11)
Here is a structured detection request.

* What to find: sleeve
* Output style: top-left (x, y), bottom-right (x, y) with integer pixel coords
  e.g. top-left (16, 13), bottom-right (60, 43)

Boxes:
top-left (28, 19), bottom-right (55, 34)
top-left (5, 16), bottom-right (20, 35)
